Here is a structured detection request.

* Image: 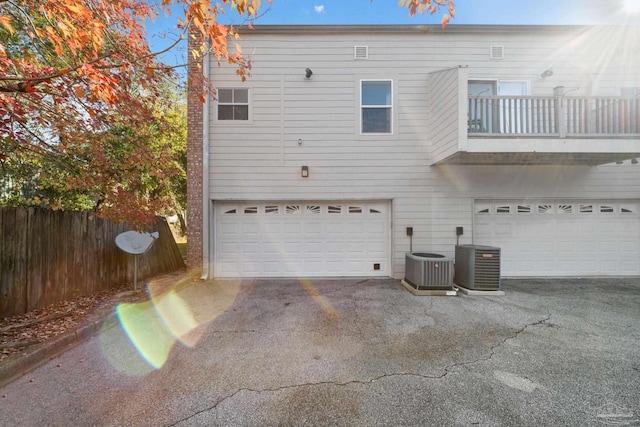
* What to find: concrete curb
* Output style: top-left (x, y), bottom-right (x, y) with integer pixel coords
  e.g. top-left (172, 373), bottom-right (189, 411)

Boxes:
top-left (0, 312), bottom-right (118, 389)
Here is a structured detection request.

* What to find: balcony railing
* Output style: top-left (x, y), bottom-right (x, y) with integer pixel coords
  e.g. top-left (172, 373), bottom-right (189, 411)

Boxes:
top-left (468, 96), bottom-right (640, 138)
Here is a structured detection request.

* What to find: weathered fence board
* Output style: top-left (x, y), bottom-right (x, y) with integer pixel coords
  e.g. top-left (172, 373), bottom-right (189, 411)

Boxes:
top-left (0, 207), bottom-right (185, 318)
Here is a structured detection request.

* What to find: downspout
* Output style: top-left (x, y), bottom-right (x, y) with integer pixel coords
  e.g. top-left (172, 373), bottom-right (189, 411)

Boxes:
top-left (201, 47), bottom-right (211, 280)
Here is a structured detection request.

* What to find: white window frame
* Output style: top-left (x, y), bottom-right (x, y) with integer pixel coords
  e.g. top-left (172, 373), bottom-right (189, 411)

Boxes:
top-left (360, 79), bottom-right (393, 135)
top-left (216, 88), bottom-right (250, 122)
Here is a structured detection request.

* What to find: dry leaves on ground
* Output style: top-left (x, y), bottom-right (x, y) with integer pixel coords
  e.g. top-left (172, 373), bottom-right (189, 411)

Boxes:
top-left (0, 286), bottom-right (144, 362)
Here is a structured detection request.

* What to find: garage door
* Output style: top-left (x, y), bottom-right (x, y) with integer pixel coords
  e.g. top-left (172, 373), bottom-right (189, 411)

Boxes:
top-left (474, 200), bottom-right (640, 276)
top-left (214, 201), bottom-right (390, 277)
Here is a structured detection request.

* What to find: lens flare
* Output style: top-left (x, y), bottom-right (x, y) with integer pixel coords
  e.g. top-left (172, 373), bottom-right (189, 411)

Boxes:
top-left (110, 275), bottom-right (241, 371)
top-left (298, 279), bottom-right (341, 321)
top-left (623, 0), bottom-right (640, 13)
top-left (116, 300), bottom-right (176, 369)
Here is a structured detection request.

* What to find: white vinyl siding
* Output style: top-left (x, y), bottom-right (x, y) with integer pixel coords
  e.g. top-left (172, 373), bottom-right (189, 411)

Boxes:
top-left (207, 27), bottom-right (640, 278)
top-left (429, 67), bottom-right (464, 160)
top-left (361, 80), bottom-right (393, 134)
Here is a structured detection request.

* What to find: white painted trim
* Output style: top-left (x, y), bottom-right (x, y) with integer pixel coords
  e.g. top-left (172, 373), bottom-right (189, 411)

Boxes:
top-left (458, 66), bottom-right (469, 152)
top-left (201, 48), bottom-right (211, 280)
top-left (467, 138), bottom-right (640, 153)
top-left (359, 79), bottom-right (394, 136)
top-left (213, 87), bottom-right (253, 125)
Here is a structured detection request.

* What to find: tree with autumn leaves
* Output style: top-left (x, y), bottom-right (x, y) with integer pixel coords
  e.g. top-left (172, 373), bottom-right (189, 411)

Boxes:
top-left (0, 0), bottom-right (454, 226)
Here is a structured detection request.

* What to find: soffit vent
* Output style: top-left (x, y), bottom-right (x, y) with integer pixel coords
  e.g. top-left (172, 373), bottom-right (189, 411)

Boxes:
top-left (354, 46), bottom-right (368, 60)
top-left (490, 46), bottom-right (505, 60)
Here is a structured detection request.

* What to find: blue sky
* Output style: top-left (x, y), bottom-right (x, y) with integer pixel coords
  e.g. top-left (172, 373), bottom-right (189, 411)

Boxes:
top-left (147, 0), bottom-right (640, 65)
top-left (217, 0), bottom-right (640, 25)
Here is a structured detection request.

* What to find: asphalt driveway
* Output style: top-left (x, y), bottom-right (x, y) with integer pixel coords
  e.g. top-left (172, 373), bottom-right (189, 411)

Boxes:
top-left (1, 277), bottom-right (639, 426)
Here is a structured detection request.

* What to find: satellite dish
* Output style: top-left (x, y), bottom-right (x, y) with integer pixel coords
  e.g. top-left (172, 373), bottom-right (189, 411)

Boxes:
top-left (115, 231), bottom-right (159, 289)
top-left (116, 231), bottom-right (160, 255)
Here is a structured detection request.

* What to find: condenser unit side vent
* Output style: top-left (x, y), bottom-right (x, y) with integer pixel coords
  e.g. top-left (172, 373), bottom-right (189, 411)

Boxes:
top-left (454, 245), bottom-right (501, 290)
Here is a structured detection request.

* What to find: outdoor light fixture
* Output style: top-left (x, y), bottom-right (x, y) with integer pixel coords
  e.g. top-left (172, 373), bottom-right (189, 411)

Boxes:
top-left (305, 68), bottom-right (313, 79)
top-left (540, 69), bottom-right (554, 79)
top-left (301, 166), bottom-right (309, 178)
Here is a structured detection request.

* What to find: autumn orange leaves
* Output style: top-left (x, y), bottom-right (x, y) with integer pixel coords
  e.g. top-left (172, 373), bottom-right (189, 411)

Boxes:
top-left (397, 0), bottom-right (455, 27)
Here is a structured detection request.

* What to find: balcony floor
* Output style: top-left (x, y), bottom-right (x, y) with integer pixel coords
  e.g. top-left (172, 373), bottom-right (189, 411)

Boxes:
top-left (435, 152), bottom-right (640, 166)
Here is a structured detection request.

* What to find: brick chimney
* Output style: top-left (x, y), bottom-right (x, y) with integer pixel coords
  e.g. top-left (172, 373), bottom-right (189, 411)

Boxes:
top-left (186, 27), bottom-right (204, 274)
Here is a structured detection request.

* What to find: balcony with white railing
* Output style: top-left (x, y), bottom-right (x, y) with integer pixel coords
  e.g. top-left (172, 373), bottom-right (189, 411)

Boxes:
top-left (427, 66), bottom-right (640, 166)
top-left (467, 96), bottom-right (640, 138)
top-left (445, 95), bottom-right (640, 166)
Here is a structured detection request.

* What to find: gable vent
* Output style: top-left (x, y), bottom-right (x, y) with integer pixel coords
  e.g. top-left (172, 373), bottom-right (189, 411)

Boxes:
top-left (490, 45), bottom-right (504, 60)
top-left (354, 46), bottom-right (368, 60)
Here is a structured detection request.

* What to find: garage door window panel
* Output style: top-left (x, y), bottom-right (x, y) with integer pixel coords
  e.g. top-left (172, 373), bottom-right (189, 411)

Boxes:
top-left (517, 204), bottom-right (531, 214)
top-left (476, 204), bottom-right (491, 214)
top-left (286, 205), bottom-right (301, 214)
top-left (620, 204), bottom-right (636, 214)
top-left (307, 205), bottom-right (321, 214)
top-left (579, 204), bottom-right (594, 214)
top-left (328, 205), bottom-right (342, 214)
top-left (265, 206), bottom-right (279, 214)
top-left (538, 204), bottom-right (553, 214)
top-left (558, 204), bottom-right (573, 214)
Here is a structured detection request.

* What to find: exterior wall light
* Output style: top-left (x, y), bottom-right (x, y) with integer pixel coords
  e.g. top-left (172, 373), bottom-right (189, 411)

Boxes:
top-left (301, 166), bottom-right (309, 178)
top-left (305, 68), bottom-right (313, 79)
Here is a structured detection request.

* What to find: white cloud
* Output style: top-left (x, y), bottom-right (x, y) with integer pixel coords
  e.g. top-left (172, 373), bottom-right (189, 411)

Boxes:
top-left (314, 5), bottom-right (325, 13)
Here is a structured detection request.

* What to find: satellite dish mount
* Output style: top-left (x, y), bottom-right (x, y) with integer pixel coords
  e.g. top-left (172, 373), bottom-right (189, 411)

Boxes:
top-left (115, 231), bottom-right (160, 290)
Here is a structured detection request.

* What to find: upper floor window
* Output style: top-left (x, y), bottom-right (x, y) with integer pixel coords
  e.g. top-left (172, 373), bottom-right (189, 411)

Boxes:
top-left (361, 80), bottom-right (392, 134)
top-left (217, 88), bottom-right (249, 120)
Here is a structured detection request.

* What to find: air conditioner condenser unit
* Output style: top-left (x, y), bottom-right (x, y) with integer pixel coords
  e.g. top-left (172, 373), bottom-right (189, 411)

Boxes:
top-left (405, 252), bottom-right (454, 290)
top-left (454, 245), bottom-right (501, 290)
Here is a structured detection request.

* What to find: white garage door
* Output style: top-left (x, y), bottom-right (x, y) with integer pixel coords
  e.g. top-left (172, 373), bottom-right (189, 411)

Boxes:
top-left (214, 201), bottom-right (390, 277)
top-left (474, 200), bottom-right (640, 277)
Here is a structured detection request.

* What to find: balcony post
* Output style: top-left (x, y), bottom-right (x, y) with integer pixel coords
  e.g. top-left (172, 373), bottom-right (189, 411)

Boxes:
top-left (554, 86), bottom-right (567, 138)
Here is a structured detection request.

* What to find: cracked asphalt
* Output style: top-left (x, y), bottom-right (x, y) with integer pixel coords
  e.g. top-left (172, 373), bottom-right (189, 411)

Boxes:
top-left (1, 277), bottom-right (639, 426)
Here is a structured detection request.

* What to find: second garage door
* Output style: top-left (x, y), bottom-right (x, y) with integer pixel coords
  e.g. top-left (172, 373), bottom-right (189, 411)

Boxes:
top-left (474, 200), bottom-right (640, 276)
top-left (214, 201), bottom-right (390, 277)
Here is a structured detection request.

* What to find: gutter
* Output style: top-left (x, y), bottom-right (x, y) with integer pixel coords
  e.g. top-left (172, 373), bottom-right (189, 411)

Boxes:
top-left (201, 47), bottom-right (211, 280)
top-left (244, 24), bottom-right (597, 35)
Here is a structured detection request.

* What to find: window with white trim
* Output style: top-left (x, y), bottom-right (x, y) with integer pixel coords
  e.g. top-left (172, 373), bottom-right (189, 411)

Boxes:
top-left (361, 80), bottom-right (392, 134)
top-left (217, 88), bottom-right (249, 120)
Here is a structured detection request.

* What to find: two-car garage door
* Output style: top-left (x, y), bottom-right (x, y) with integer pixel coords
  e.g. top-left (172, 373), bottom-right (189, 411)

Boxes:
top-left (214, 201), bottom-right (390, 277)
top-left (474, 200), bottom-right (640, 276)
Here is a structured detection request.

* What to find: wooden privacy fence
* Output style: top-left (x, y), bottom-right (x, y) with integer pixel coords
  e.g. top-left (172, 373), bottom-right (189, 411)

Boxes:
top-left (0, 207), bottom-right (185, 318)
